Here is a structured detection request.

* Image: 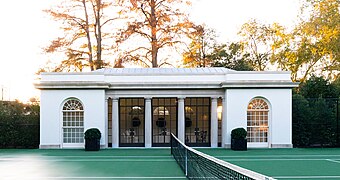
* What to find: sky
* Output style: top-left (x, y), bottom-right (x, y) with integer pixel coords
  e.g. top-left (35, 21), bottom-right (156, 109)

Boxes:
top-left (0, 0), bottom-right (300, 102)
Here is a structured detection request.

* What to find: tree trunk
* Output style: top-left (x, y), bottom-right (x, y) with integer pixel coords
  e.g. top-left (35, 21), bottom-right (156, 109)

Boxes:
top-left (150, 0), bottom-right (158, 68)
top-left (96, 0), bottom-right (102, 69)
top-left (82, 0), bottom-right (94, 71)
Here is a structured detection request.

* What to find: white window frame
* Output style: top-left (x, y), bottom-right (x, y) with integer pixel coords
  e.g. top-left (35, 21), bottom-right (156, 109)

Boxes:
top-left (247, 98), bottom-right (270, 148)
top-left (61, 99), bottom-right (84, 148)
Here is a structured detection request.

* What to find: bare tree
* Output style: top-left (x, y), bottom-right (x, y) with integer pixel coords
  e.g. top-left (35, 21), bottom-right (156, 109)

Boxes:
top-left (117, 0), bottom-right (193, 67)
top-left (238, 19), bottom-right (274, 71)
top-left (182, 24), bottom-right (217, 67)
top-left (44, 0), bottom-right (124, 71)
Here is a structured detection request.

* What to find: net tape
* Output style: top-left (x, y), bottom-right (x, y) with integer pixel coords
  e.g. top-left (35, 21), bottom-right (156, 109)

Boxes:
top-left (170, 133), bottom-right (276, 180)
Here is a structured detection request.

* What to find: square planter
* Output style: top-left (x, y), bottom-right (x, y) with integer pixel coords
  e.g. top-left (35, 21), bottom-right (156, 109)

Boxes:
top-left (231, 139), bottom-right (247, 151)
top-left (85, 139), bottom-right (100, 151)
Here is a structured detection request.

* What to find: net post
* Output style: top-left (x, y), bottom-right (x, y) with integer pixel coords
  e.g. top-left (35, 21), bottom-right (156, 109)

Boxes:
top-left (185, 148), bottom-right (188, 176)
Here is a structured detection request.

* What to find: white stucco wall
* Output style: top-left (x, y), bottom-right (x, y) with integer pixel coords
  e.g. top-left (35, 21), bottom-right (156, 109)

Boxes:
top-left (224, 88), bottom-right (292, 148)
top-left (40, 89), bottom-right (106, 148)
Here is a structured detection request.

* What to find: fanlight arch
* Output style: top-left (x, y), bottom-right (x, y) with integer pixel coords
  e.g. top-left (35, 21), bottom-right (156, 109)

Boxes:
top-left (63, 99), bottom-right (84, 111)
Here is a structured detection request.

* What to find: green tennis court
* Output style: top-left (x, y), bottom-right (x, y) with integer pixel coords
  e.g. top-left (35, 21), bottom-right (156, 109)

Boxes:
top-left (1, 148), bottom-right (340, 179)
top-left (200, 148), bottom-right (340, 179)
top-left (0, 149), bottom-right (185, 179)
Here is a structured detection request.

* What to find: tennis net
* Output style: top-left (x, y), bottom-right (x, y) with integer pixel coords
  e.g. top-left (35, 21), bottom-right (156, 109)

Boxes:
top-left (170, 133), bottom-right (276, 180)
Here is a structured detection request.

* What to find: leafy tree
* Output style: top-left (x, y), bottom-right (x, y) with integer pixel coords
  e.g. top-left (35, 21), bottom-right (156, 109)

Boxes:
top-left (301, 0), bottom-right (340, 74)
top-left (272, 0), bottom-right (340, 82)
top-left (211, 43), bottom-right (254, 71)
top-left (292, 94), bottom-right (312, 146)
top-left (0, 101), bottom-right (39, 116)
top-left (182, 24), bottom-right (217, 67)
top-left (117, 0), bottom-right (193, 67)
top-left (44, 0), bottom-right (124, 71)
top-left (299, 75), bottom-right (338, 98)
top-left (238, 19), bottom-right (276, 71)
top-left (0, 100), bottom-right (25, 116)
top-left (332, 76), bottom-right (340, 97)
top-left (309, 97), bottom-right (337, 146)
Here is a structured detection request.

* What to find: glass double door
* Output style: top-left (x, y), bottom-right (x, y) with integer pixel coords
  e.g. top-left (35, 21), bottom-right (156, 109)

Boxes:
top-left (152, 97), bottom-right (211, 147)
top-left (184, 97), bottom-right (211, 147)
top-left (119, 98), bottom-right (145, 147)
top-left (152, 98), bottom-right (177, 147)
top-left (118, 97), bottom-right (177, 147)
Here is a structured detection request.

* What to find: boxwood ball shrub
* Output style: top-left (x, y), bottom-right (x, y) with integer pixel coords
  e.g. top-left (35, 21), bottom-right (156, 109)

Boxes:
top-left (84, 128), bottom-right (101, 140)
top-left (231, 127), bottom-right (247, 140)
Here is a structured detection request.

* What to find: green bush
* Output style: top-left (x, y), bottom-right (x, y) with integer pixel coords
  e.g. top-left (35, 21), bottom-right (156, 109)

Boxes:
top-left (84, 128), bottom-right (101, 140)
top-left (0, 102), bottom-right (39, 148)
top-left (292, 95), bottom-right (339, 147)
top-left (0, 116), bottom-right (39, 148)
top-left (231, 127), bottom-right (247, 140)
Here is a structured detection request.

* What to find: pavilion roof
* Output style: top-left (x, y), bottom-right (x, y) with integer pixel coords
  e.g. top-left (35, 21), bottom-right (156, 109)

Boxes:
top-left (95, 68), bottom-right (234, 75)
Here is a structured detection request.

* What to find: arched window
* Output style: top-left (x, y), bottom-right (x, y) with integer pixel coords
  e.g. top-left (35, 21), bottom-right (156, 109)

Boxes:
top-left (247, 98), bottom-right (269, 143)
top-left (62, 99), bottom-right (84, 143)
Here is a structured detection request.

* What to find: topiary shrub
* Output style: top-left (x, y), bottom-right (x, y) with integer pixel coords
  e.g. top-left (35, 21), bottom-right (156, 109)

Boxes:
top-left (84, 128), bottom-right (101, 151)
top-left (231, 128), bottom-right (247, 140)
top-left (231, 127), bottom-right (247, 151)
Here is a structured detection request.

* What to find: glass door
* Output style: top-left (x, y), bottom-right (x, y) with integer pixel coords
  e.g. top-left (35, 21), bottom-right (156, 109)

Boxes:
top-left (152, 98), bottom-right (177, 147)
top-left (119, 98), bottom-right (145, 147)
top-left (185, 97), bottom-right (211, 147)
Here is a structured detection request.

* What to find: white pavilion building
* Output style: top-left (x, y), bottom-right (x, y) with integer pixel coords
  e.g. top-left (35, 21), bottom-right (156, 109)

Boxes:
top-left (35, 68), bottom-right (298, 149)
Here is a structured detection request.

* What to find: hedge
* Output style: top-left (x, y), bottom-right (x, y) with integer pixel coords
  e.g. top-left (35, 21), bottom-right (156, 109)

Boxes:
top-left (0, 112), bottom-right (39, 148)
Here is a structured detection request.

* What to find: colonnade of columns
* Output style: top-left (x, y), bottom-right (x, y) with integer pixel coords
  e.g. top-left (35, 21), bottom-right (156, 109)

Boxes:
top-left (105, 97), bottom-right (226, 148)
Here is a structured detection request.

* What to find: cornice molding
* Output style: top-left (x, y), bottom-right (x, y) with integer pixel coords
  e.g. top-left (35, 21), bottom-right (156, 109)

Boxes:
top-left (34, 80), bottom-right (299, 90)
top-left (34, 81), bottom-right (109, 89)
top-left (221, 81), bottom-right (299, 88)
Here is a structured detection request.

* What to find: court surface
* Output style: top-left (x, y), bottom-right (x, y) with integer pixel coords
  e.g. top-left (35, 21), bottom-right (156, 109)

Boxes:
top-left (200, 148), bottom-right (340, 180)
top-left (1, 148), bottom-right (340, 180)
top-left (0, 149), bottom-right (185, 180)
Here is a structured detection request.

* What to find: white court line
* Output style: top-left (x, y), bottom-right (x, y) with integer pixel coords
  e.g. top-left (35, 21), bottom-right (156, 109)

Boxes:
top-left (221, 158), bottom-right (340, 161)
top-left (274, 176), bottom-right (340, 179)
top-left (2, 154), bottom-right (340, 158)
top-left (0, 159), bottom-right (175, 162)
top-left (2, 158), bottom-right (340, 162)
top-left (4, 177), bottom-right (187, 179)
top-left (216, 154), bottom-right (340, 158)
top-left (326, 159), bottom-right (340, 164)
top-left (1, 155), bottom-right (171, 158)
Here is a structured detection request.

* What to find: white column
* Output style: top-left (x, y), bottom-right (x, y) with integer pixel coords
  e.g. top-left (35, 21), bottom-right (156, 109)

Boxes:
top-left (221, 97), bottom-right (228, 148)
top-left (112, 98), bottom-right (119, 148)
top-left (178, 97), bottom-right (185, 142)
top-left (104, 98), bottom-right (109, 148)
top-left (145, 98), bottom-right (152, 148)
top-left (211, 98), bottom-right (218, 148)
